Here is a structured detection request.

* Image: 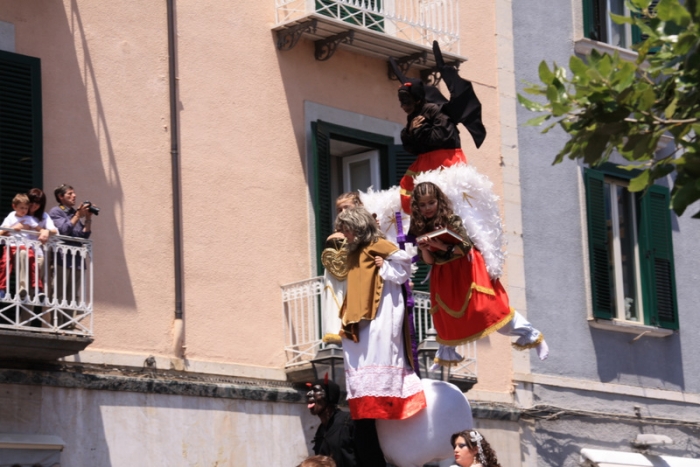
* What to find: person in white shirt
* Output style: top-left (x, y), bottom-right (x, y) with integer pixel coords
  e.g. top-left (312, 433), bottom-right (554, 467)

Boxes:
top-left (0, 193), bottom-right (42, 299)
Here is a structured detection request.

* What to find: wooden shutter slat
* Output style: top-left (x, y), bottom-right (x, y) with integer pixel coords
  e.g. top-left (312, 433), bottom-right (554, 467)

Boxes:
top-left (638, 185), bottom-right (678, 329)
top-left (585, 169), bottom-right (615, 319)
top-left (312, 121), bottom-right (333, 275)
top-left (0, 50), bottom-right (42, 212)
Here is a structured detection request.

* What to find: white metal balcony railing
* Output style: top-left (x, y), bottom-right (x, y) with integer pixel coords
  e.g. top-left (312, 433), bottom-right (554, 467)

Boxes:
top-left (275, 0), bottom-right (461, 53)
top-left (282, 276), bottom-right (477, 380)
top-left (0, 232), bottom-right (93, 336)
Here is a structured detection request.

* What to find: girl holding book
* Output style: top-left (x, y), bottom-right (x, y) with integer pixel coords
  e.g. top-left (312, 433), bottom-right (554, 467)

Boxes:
top-left (409, 182), bottom-right (548, 367)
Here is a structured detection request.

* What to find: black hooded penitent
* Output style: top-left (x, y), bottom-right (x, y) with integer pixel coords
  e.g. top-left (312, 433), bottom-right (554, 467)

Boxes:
top-left (390, 41), bottom-right (486, 149)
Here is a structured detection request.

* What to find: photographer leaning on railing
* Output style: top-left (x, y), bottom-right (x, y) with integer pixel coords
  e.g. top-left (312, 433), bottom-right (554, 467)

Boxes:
top-left (49, 184), bottom-right (98, 321)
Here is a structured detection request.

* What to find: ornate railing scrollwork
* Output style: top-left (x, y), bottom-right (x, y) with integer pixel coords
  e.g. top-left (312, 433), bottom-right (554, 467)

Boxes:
top-left (420, 61), bottom-right (460, 86)
top-left (276, 19), bottom-right (318, 51)
top-left (314, 30), bottom-right (355, 61)
top-left (387, 51), bottom-right (427, 81)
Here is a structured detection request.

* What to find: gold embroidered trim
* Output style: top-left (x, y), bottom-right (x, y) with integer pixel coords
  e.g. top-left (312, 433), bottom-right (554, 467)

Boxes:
top-left (433, 356), bottom-right (465, 367)
top-left (512, 333), bottom-right (544, 350)
top-left (322, 333), bottom-right (342, 344)
top-left (472, 284), bottom-right (495, 295)
top-left (321, 246), bottom-right (349, 280)
top-left (400, 188), bottom-right (413, 196)
top-left (435, 309), bottom-right (516, 346)
top-left (434, 283), bottom-right (496, 319)
top-left (404, 169), bottom-right (419, 177)
top-left (435, 294), bottom-right (468, 318)
top-left (362, 248), bottom-right (399, 261)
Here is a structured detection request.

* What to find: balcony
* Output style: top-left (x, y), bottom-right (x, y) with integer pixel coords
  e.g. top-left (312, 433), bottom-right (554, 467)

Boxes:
top-left (282, 276), bottom-right (477, 389)
top-left (0, 233), bottom-right (94, 361)
top-left (274, 0), bottom-right (466, 66)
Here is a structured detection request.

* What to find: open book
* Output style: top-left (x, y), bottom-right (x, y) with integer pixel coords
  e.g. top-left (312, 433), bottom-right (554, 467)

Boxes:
top-left (424, 227), bottom-right (464, 246)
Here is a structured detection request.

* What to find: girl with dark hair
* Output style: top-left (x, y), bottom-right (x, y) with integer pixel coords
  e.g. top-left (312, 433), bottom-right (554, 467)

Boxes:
top-left (27, 188), bottom-right (57, 245)
top-left (451, 430), bottom-right (502, 467)
top-left (409, 182), bottom-right (548, 368)
top-left (27, 188), bottom-right (57, 300)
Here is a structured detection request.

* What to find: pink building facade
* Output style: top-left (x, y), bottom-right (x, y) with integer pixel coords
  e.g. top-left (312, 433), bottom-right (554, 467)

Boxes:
top-left (0, 1), bottom-right (531, 465)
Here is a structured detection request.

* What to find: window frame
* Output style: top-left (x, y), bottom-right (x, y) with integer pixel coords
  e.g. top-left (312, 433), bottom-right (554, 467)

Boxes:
top-left (604, 176), bottom-right (645, 323)
top-left (584, 164), bottom-right (678, 332)
top-left (581, 0), bottom-right (646, 48)
top-left (342, 149), bottom-right (381, 193)
top-left (311, 120), bottom-right (409, 274)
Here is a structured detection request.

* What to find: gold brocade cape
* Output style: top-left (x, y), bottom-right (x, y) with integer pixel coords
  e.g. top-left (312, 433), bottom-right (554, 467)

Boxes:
top-left (340, 238), bottom-right (399, 342)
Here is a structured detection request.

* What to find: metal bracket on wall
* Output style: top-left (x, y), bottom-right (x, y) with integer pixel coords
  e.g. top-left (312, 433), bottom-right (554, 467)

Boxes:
top-left (387, 51), bottom-right (427, 81)
top-left (314, 30), bottom-right (355, 61)
top-left (276, 19), bottom-right (318, 51)
top-left (420, 61), bottom-right (461, 86)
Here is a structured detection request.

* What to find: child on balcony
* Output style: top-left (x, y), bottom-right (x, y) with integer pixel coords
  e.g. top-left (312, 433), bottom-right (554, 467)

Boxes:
top-left (0, 193), bottom-right (42, 299)
top-left (409, 182), bottom-right (549, 367)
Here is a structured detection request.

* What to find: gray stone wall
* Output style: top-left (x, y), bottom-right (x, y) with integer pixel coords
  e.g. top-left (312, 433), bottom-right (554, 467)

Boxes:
top-left (510, 1), bottom-right (700, 465)
top-left (0, 372), bottom-right (315, 466)
top-left (511, 0), bottom-right (700, 394)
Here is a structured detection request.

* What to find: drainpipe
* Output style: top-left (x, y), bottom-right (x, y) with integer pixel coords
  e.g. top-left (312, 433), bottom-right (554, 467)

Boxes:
top-left (167, 0), bottom-right (185, 359)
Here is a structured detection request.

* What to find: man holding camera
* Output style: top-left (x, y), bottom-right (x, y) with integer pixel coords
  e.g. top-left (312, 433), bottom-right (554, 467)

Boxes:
top-left (49, 184), bottom-right (97, 324)
top-left (50, 184), bottom-right (96, 238)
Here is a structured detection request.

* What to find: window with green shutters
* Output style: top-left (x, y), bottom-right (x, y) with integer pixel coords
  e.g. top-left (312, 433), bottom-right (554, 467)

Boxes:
top-left (582, 0), bottom-right (655, 48)
top-left (311, 120), bottom-right (424, 286)
top-left (584, 166), bottom-right (678, 330)
top-left (0, 50), bottom-right (43, 211)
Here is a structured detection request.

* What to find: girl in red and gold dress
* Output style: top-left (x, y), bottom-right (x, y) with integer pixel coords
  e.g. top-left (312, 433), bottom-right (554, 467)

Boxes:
top-left (409, 182), bottom-right (549, 367)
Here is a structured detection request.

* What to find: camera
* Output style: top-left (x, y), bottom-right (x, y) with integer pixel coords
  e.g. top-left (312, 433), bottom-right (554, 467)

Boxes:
top-left (82, 201), bottom-right (100, 216)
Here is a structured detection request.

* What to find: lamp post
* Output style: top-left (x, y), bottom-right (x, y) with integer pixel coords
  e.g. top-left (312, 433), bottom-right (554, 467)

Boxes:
top-left (417, 327), bottom-right (448, 381)
top-left (310, 343), bottom-right (346, 390)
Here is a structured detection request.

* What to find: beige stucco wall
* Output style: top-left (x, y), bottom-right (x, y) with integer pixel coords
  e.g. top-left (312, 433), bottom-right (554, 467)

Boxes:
top-left (0, 0), bottom-right (516, 394)
top-left (1, 1), bottom-right (176, 357)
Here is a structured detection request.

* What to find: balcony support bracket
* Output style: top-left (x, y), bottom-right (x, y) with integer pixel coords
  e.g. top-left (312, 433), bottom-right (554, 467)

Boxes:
top-left (314, 30), bottom-right (355, 61)
top-left (277, 19), bottom-right (318, 51)
top-left (420, 61), bottom-right (461, 86)
top-left (387, 51), bottom-right (427, 81)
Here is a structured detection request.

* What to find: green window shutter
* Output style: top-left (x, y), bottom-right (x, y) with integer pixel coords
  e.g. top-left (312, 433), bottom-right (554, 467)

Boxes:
top-left (585, 168), bottom-right (614, 319)
top-left (631, 22), bottom-right (642, 45)
top-left (388, 144), bottom-right (430, 292)
top-left (0, 50), bottom-right (42, 211)
top-left (638, 185), bottom-right (678, 329)
top-left (312, 121), bottom-right (334, 275)
top-left (389, 144), bottom-right (415, 186)
top-left (632, 1), bottom-right (661, 47)
top-left (582, 0), bottom-right (606, 41)
top-left (582, 0), bottom-right (595, 40)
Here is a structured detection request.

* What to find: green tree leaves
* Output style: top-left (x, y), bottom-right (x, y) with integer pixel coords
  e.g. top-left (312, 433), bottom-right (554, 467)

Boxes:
top-left (519, 0), bottom-right (700, 217)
